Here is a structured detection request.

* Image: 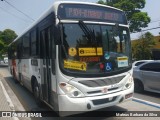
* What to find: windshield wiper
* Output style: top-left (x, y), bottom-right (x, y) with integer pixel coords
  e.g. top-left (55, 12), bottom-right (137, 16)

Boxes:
top-left (78, 20), bottom-right (96, 44)
top-left (60, 25), bottom-right (69, 58)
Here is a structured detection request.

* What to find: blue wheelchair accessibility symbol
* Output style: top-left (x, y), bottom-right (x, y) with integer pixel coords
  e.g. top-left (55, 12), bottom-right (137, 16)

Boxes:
top-left (105, 62), bottom-right (112, 71)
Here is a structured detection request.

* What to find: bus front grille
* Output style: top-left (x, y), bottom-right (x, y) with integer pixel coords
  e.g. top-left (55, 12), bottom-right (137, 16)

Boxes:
top-left (87, 87), bottom-right (119, 94)
top-left (78, 76), bottom-right (125, 87)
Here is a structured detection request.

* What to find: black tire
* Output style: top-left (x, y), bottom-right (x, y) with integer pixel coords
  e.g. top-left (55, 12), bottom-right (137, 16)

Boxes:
top-left (33, 81), bottom-right (42, 106)
top-left (134, 79), bottom-right (144, 93)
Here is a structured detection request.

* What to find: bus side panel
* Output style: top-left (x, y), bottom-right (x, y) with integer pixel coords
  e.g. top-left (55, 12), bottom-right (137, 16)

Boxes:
top-left (21, 59), bottom-right (32, 91)
top-left (20, 58), bottom-right (42, 92)
top-left (30, 59), bottom-right (42, 91)
top-left (12, 59), bottom-right (19, 81)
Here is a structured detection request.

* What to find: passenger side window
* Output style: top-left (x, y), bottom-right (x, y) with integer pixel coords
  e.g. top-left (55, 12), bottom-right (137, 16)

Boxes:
top-left (31, 30), bottom-right (37, 56)
top-left (22, 33), bottom-right (30, 58)
top-left (140, 63), bottom-right (160, 72)
top-left (17, 40), bottom-right (22, 59)
top-left (135, 62), bottom-right (145, 66)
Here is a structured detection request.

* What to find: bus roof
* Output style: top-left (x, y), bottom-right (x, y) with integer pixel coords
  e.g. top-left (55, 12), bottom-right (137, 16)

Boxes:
top-left (53, 1), bottom-right (123, 12)
top-left (10, 1), bottom-right (124, 46)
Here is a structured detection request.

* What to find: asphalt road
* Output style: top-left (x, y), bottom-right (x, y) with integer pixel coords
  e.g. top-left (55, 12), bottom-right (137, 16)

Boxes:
top-left (134, 92), bottom-right (160, 105)
top-left (0, 65), bottom-right (159, 120)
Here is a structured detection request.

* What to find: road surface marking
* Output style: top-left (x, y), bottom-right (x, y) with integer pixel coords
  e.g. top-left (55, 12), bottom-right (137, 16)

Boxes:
top-left (133, 97), bottom-right (160, 109)
top-left (0, 80), bottom-right (19, 120)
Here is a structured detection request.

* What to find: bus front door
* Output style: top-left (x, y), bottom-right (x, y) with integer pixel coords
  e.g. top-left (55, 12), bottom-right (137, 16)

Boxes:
top-left (40, 28), bottom-right (52, 103)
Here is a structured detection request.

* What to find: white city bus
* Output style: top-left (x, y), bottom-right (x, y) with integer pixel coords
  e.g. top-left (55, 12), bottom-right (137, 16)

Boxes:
top-left (8, 1), bottom-right (134, 116)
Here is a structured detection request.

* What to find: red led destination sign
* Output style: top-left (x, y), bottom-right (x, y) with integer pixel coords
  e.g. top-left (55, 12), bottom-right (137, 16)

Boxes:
top-left (58, 4), bottom-right (127, 24)
top-left (66, 8), bottom-right (120, 21)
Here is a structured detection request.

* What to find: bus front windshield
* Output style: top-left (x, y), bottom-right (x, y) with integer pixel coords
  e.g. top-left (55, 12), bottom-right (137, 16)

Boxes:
top-left (59, 23), bottom-right (132, 77)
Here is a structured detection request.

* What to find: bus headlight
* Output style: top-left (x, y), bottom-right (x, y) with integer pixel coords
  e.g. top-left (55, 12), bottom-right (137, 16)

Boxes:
top-left (124, 76), bottom-right (133, 89)
top-left (59, 83), bottom-right (85, 98)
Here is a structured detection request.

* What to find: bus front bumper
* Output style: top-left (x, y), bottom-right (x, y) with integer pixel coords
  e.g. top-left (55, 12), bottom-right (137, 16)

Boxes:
top-left (58, 85), bottom-right (134, 116)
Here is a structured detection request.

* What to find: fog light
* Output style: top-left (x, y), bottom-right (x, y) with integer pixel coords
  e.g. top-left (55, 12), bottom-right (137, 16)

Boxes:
top-left (73, 91), bottom-right (79, 96)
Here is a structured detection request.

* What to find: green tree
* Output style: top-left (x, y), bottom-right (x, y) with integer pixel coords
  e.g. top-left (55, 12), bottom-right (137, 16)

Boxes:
top-left (0, 29), bottom-right (17, 57)
top-left (0, 40), bottom-right (5, 59)
top-left (97, 0), bottom-right (150, 32)
top-left (0, 40), bottom-right (4, 50)
top-left (1, 29), bottom-right (17, 45)
top-left (132, 32), bottom-right (155, 60)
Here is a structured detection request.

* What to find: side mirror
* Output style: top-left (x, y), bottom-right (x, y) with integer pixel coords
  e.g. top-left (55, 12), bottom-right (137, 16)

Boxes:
top-left (54, 26), bottom-right (61, 45)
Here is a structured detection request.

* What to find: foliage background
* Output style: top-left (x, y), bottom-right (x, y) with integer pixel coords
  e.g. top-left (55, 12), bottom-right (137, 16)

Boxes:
top-left (0, 29), bottom-right (17, 59)
top-left (131, 33), bottom-right (160, 60)
top-left (97, 0), bottom-right (151, 32)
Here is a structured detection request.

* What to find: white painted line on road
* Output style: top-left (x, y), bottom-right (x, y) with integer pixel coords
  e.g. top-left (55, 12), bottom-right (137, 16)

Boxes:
top-left (0, 80), bottom-right (19, 120)
top-left (133, 97), bottom-right (160, 109)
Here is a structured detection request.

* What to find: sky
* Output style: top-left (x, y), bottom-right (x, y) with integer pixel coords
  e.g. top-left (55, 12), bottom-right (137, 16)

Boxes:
top-left (0, 0), bottom-right (160, 40)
